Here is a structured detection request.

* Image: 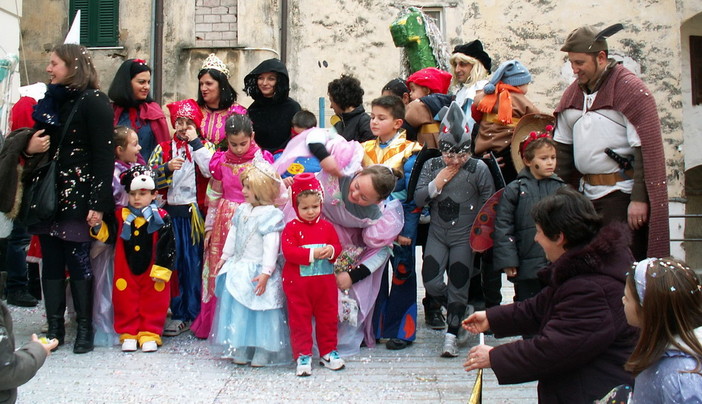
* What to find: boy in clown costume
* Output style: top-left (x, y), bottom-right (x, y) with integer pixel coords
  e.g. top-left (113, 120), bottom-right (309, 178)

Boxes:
top-left (91, 165), bottom-right (176, 352)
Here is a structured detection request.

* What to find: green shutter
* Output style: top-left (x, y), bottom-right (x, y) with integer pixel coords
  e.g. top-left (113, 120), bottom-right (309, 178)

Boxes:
top-left (69, 0), bottom-right (119, 47)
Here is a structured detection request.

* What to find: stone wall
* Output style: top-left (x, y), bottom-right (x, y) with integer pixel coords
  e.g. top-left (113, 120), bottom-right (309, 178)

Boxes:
top-left (195, 0), bottom-right (238, 48)
top-left (15, 1), bottom-right (702, 264)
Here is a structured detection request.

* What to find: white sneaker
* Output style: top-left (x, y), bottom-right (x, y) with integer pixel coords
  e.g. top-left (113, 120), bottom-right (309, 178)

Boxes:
top-left (141, 340), bottom-right (158, 352)
top-left (121, 339), bottom-right (137, 352)
top-left (441, 333), bottom-right (458, 358)
top-left (296, 355), bottom-right (312, 377)
top-left (320, 350), bottom-right (345, 371)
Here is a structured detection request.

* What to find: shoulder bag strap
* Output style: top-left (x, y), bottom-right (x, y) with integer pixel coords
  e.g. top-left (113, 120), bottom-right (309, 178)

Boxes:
top-left (51, 90), bottom-right (92, 159)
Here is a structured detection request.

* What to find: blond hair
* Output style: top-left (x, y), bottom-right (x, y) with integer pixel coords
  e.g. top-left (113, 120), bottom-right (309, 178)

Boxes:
top-left (449, 53), bottom-right (489, 88)
top-left (240, 165), bottom-right (281, 206)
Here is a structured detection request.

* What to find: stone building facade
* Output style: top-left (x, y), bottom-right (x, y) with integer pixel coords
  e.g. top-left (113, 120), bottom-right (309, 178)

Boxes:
top-left (13, 0), bottom-right (702, 266)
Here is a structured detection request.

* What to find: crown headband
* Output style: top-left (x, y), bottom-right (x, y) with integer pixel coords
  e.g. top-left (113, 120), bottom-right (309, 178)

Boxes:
top-left (251, 152), bottom-right (282, 184)
top-left (632, 257), bottom-right (698, 305)
top-left (201, 53), bottom-right (230, 78)
top-left (633, 258), bottom-right (656, 304)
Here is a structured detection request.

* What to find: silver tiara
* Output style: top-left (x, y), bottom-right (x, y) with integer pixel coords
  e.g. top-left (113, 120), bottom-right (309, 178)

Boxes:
top-left (252, 152), bottom-right (281, 183)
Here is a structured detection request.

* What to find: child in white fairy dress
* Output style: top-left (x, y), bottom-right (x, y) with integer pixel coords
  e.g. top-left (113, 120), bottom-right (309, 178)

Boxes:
top-left (210, 161), bottom-right (291, 366)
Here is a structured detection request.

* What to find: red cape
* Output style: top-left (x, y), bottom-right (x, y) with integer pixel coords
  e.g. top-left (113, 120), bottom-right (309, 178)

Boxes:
top-left (555, 64), bottom-right (669, 257)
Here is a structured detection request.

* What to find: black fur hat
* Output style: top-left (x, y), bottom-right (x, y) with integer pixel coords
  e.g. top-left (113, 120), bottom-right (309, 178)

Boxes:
top-left (452, 40), bottom-right (492, 72)
top-left (120, 165), bottom-right (156, 192)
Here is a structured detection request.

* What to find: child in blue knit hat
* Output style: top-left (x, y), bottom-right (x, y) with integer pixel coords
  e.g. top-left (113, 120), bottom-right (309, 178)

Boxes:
top-left (471, 60), bottom-right (540, 186)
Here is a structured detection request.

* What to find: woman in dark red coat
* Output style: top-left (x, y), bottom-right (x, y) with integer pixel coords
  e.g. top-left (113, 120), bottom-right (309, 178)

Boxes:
top-left (463, 187), bottom-right (638, 403)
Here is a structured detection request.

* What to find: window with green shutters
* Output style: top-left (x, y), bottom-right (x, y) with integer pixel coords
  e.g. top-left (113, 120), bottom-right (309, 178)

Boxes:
top-left (69, 0), bottom-right (119, 47)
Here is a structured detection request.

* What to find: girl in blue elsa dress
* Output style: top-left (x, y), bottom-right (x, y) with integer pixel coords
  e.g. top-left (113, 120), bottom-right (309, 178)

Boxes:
top-left (211, 160), bottom-right (291, 366)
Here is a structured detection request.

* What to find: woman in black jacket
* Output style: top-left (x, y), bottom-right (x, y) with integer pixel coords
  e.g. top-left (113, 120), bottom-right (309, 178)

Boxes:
top-left (26, 44), bottom-right (114, 354)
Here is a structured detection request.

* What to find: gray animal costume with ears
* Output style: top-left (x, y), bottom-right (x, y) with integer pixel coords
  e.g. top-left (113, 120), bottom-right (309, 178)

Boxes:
top-left (414, 102), bottom-right (495, 337)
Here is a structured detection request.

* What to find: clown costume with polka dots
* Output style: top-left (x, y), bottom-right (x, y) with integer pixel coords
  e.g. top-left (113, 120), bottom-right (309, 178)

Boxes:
top-left (91, 165), bottom-right (176, 353)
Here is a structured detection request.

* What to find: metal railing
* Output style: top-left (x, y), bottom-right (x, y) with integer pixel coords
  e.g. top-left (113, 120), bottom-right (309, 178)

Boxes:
top-left (669, 213), bottom-right (702, 242)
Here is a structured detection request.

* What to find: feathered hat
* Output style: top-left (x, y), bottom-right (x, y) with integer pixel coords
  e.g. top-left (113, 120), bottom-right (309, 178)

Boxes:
top-left (561, 23), bottom-right (624, 53)
top-left (437, 101), bottom-right (472, 154)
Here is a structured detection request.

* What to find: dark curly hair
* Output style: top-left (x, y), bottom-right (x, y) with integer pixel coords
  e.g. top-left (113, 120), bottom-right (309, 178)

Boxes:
top-left (197, 68), bottom-right (237, 110)
top-left (327, 74), bottom-right (364, 111)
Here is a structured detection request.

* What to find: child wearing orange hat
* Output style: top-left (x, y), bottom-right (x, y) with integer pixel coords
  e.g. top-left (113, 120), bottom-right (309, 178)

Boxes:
top-left (148, 98), bottom-right (216, 337)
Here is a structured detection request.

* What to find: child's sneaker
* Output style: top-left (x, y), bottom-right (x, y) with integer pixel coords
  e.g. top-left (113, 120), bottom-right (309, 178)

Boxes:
top-left (163, 319), bottom-right (190, 337)
top-left (441, 333), bottom-right (458, 358)
top-left (319, 350), bottom-right (345, 371)
top-left (141, 340), bottom-right (158, 352)
top-left (121, 339), bottom-right (137, 352)
top-left (296, 355), bottom-right (312, 377)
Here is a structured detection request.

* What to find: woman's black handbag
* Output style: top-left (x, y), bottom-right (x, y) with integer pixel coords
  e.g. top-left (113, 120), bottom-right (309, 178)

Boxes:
top-left (19, 93), bottom-right (86, 226)
top-left (21, 159), bottom-right (58, 226)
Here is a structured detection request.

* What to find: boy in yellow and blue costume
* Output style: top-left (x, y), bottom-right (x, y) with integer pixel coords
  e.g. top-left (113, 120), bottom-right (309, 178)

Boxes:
top-left (363, 95), bottom-right (422, 350)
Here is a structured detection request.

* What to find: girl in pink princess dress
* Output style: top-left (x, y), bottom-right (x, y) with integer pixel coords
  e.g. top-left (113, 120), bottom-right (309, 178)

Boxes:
top-left (190, 114), bottom-right (274, 339)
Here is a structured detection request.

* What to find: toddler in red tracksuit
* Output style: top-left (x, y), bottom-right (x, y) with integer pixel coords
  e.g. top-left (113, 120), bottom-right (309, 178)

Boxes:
top-left (282, 173), bottom-right (344, 377)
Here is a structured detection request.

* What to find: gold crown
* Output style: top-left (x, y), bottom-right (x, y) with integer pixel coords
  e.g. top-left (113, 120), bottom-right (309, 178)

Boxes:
top-left (201, 53), bottom-right (230, 78)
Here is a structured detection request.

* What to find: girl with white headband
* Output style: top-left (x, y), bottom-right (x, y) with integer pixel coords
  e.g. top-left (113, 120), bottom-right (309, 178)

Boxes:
top-left (621, 257), bottom-right (702, 403)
